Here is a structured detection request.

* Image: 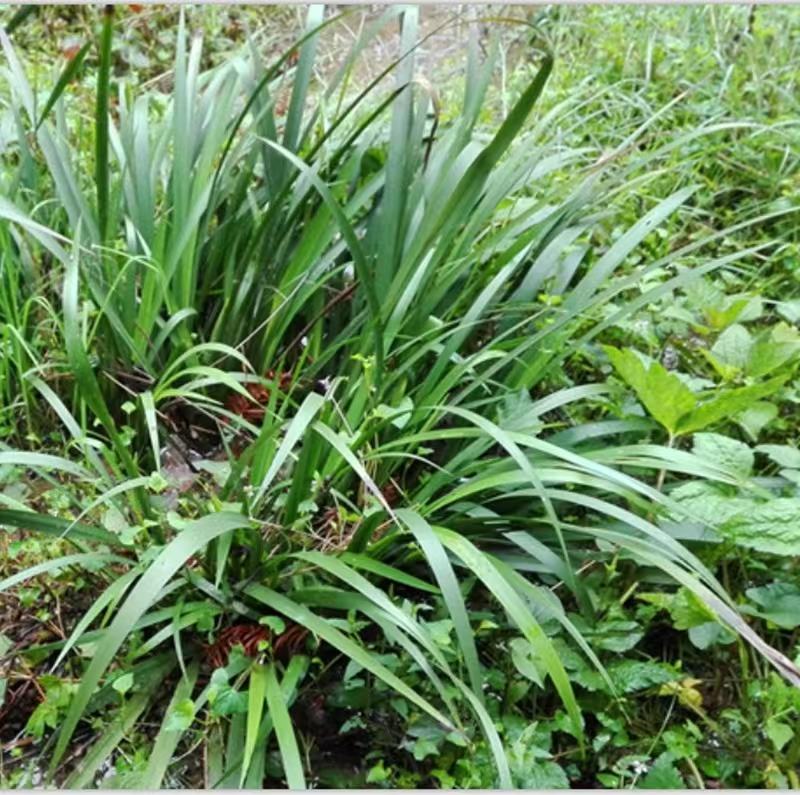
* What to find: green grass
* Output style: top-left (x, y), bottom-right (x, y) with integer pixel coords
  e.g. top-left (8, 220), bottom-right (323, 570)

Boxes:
top-left (1, 5), bottom-right (800, 789)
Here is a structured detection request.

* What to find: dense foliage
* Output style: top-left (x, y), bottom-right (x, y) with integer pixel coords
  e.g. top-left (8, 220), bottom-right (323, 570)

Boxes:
top-left (1, 5), bottom-right (799, 789)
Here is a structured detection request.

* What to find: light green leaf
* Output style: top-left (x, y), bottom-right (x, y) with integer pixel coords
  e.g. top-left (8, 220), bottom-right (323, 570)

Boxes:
top-left (710, 323), bottom-right (751, 371)
top-left (669, 588), bottom-right (718, 630)
top-left (373, 396), bottom-right (414, 429)
top-left (688, 622), bottom-right (734, 649)
top-left (0, 451), bottom-right (89, 479)
top-left (692, 433), bottom-right (753, 478)
top-left (607, 661), bottom-right (677, 694)
top-left (743, 582), bottom-right (800, 629)
top-left (514, 759), bottom-right (569, 789)
top-left (669, 481), bottom-right (752, 528)
top-left (112, 672), bottom-right (134, 695)
top-left (639, 753), bottom-right (684, 789)
top-left (756, 444), bottom-right (800, 470)
top-left (747, 324), bottom-right (800, 378)
top-left (720, 499), bottom-right (800, 555)
top-left (765, 718), bottom-right (794, 752)
top-left (162, 697), bottom-right (196, 732)
top-left (509, 637), bottom-right (544, 688)
top-left (605, 347), bottom-right (695, 436)
top-left (737, 402), bottom-right (778, 441)
top-left (678, 377), bottom-right (786, 435)
top-left (259, 615), bottom-right (287, 634)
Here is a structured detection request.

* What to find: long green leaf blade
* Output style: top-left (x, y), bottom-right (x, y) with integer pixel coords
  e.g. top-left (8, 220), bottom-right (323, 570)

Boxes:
top-left (265, 662), bottom-right (306, 790)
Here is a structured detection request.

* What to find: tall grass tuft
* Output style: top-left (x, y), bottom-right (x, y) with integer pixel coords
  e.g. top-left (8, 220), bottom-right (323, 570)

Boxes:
top-left (1, 6), bottom-right (798, 788)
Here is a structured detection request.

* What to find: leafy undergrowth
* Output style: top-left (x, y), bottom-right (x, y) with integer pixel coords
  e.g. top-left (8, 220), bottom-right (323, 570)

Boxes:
top-left (1, 5), bottom-right (800, 790)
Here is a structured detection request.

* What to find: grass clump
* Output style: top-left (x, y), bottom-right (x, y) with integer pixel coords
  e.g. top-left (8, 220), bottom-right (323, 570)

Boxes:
top-left (1, 5), bottom-right (800, 789)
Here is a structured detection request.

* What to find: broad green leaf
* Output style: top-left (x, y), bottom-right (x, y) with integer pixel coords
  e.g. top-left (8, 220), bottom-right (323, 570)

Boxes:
top-left (607, 661), bottom-right (678, 694)
top-left (639, 753), bottom-right (684, 789)
top-left (747, 323), bottom-right (800, 378)
top-left (678, 377), bottom-right (786, 435)
top-left (756, 444), bottom-right (800, 470)
top-left (737, 402), bottom-right (778, 441)
top-left (743, 582), bottom-right (800, 629)
top-left (512, 758), bottom-right (569, 790)
top-left (765, 718), bottom-right (794, 752)
top-left (163, 697), bottom-right (196, 732)
top-left (705, 296), bottom-right (751, 331)
top-left (668, 481), bottom-right (752, 528)
top-left (719, 498), bottom-right (800, 556)
top-left (658, 589), bottom-right (733, 650)
top-left (112, 672), bottom-right (134, 695)
top-left (692, 433), bottom-right (753, 478)
top-left (709, 323), bottom-right (752, 372)
top-left (509, 637), bottom-right (544, 687)
top-left (605, 347), bottom-right (695, 436)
